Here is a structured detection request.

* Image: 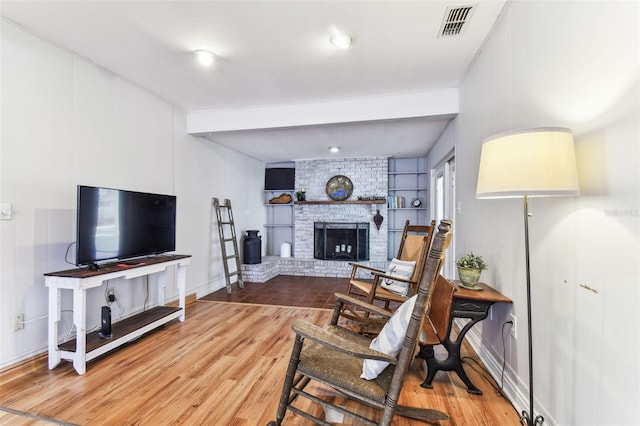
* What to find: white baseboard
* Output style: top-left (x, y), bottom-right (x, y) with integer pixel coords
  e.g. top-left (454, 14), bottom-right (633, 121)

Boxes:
top-left (460, 320), bottom-right (556, 425)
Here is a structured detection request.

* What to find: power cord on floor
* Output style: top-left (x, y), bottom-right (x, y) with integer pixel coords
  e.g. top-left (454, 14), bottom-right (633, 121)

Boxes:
top-left (461, 356), bottom-right (503, 394)
top-left (460, 319), bottom-right (514, 395)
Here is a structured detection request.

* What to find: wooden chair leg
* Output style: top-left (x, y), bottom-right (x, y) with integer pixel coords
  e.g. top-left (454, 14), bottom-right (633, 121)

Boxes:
top-left (272, 334), bottom-right (304, 425)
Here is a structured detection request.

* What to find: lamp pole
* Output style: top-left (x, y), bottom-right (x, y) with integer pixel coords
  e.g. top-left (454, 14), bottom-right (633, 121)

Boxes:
top-left (520, 195), bottom-right (544, 426)
top-left (475, 127), bottom-right (579, 426)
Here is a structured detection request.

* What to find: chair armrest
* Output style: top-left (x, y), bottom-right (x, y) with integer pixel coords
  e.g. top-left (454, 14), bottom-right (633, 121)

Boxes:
top-left (333, 292), bottom-right (393, 319)
top-left (292, 320), bottom-right (396, 363)
top-left (348, 262), bottom-right (385, 275)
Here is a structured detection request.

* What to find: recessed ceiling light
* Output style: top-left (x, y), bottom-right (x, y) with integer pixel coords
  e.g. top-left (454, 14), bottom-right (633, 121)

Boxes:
top-left (329, 146), bottom-right (340, 153)
top-left (330, 30), bottom-right (354, 49)
top-left (194, 50), bottom-right (215, 66)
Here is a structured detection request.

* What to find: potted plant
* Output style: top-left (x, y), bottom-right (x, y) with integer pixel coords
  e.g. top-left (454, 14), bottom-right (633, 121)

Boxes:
top-left (295, 188), bottom-right (306, 202)
top-left (456, 252), bottom-right (487, 290)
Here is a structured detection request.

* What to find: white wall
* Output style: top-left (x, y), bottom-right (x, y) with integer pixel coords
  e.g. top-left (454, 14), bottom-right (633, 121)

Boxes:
top-left (428, 2), bottom-right (639, 425)
top-left (0, 20), bottom-right (266, 368)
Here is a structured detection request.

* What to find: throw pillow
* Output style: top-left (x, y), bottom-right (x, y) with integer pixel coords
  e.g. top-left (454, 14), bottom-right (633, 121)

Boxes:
top-left (361, 295), bottom-right (417, 380)
top-left (380, 258), bottom-right (416, 296)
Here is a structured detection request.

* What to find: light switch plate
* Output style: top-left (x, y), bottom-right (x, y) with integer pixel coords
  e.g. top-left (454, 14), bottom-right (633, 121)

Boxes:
top-left (0, 203), bottom-right (12, 220)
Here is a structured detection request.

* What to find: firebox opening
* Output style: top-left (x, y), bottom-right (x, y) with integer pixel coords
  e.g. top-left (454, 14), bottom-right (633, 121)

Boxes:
top-left (314, 222), bottom-right (369, 261)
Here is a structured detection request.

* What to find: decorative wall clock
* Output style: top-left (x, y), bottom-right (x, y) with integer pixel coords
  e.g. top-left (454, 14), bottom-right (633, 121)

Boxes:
top-left (325, 175), bottom-right (353, 201)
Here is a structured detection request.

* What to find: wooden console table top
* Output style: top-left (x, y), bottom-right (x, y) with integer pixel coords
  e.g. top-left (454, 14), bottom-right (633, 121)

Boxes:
top-left (45, 254), bottom-right (192, 279)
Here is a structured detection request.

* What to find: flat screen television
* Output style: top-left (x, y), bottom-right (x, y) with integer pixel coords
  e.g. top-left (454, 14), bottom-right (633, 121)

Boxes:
top-left (76, 185), bottom-right (176, 268)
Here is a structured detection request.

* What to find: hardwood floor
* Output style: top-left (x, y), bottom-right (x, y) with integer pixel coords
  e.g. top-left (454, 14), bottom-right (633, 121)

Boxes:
top-left (200, 275), bottom-right (357, 309)
top-left (0, 276), bottom-right (520, 425)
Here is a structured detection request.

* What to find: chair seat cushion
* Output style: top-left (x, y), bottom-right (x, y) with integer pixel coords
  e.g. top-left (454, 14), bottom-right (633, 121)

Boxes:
top-left (298, 334), bottom-right (394, 404)
top-left (380, 258), bottom-right (416, 296)
top-left (361, 295), bottom-right (417, 380)
top-left (348, 279), bottom-right (409, 303)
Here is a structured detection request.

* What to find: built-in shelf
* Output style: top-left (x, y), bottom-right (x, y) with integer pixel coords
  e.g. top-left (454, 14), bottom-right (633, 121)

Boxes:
top-left (388, 171), bottom-right (428, 175)
top-left (388, 157), bottom-right (429, 258)
top-left (264, 189), bottom-right (295, 256)
top-left (295, 200), bottom-right (385, 205)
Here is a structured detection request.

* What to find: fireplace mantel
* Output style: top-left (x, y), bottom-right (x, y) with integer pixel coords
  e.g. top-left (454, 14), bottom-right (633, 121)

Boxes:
top-left (295, 200), bottom-right (385, 205)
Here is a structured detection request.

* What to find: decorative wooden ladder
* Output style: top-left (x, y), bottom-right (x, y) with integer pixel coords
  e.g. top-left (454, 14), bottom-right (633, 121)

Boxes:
top-left (212, 198), bottom-right (244, 293)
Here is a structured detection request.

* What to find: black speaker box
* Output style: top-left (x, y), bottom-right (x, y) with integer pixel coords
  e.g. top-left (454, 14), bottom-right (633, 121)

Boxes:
top-left (99, 306), bottom-right (112, 339)
top-left (264, 168), bottom-right (295, 190)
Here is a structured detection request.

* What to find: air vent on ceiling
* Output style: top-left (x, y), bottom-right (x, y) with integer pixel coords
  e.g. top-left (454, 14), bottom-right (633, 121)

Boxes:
top-left (438, 5), bottom-right (475, 37)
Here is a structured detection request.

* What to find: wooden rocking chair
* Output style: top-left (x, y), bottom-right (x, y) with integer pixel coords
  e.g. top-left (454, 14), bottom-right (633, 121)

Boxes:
top-left (341, 220), bottom-right (436, 331)
top-left (268, 220), bottom-right (452, 426)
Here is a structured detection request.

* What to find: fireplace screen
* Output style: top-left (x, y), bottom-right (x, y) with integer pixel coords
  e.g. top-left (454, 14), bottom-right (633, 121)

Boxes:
top-left (314, 222), bottom-right (369, 261)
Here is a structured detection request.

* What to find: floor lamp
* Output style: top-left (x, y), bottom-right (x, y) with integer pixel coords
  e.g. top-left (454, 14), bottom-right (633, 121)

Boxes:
top-left (475, 128), bottom-right (580, 426)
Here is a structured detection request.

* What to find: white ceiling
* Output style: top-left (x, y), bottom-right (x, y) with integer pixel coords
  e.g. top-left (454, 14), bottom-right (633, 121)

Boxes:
top-left (1, 1), bottom-right (507, 163)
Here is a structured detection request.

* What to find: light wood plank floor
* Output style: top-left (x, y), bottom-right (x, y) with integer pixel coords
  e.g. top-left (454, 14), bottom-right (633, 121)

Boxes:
top-left (0, 299), bottom-right (519, 425)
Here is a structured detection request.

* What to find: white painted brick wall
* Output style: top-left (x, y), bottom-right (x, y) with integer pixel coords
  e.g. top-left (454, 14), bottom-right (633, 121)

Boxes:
top-left (241, 256), bottom-right (388, 281)
top-left (294, 157), bottom-right (388, 261)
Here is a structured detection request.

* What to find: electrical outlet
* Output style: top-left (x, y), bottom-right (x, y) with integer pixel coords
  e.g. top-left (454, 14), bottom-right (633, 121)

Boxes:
top-left (509, 314), bottom-right (517, 339)
top-left (14, 313), bottom-right (24, 331)
top-left (106, 288), bottom-right (116, 303)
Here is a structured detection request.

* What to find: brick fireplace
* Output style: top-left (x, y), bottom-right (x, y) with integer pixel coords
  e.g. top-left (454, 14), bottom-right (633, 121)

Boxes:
top-left (242, 157), bottom-right (389, 281)
top-left (294, 157), bottom-right (388, 262)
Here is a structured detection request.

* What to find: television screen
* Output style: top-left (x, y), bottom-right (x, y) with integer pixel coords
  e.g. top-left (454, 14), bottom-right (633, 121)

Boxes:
top-left (76, 185), bottom-right (176, 267)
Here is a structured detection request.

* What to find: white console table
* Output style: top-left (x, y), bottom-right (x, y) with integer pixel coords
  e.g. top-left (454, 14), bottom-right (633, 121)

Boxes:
top-left (45, 254), bottom-right (191, 375)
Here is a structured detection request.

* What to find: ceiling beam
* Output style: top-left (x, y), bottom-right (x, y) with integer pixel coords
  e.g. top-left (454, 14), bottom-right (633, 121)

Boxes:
top-left (187, 88), bottom-right (459, 134)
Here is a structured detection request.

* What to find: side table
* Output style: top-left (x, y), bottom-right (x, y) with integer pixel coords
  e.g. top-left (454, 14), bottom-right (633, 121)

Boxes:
top-left (418, 280), bottom-right (512, 394)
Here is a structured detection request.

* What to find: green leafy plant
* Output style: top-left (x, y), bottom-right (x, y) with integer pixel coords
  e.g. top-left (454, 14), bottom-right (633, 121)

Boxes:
top-left (456, 252), bottom-right (488, 270)
top-left (295, 189), bottom-right (306, 201)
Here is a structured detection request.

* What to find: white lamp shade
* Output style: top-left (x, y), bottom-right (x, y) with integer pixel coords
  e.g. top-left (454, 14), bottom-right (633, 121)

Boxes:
top-left (476, 127), bottom-right (580, 198)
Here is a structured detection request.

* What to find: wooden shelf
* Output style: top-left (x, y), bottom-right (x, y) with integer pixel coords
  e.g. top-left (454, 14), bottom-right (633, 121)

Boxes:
top-left (388, 171), bottom-right (428, 175)
top-left (59, 306), bottom-right (181, 353)
top-left (295, 200), bottom-right (385, 205)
